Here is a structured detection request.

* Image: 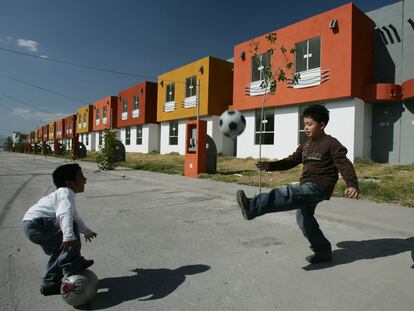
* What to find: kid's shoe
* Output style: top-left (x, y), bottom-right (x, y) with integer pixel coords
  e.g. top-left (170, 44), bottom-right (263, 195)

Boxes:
top-left (305, 253), bottom-right (332, 264)
top-left (40, 284), bottom-right (61, 296)
top-left (66, 259), bottom-right (94, 276)
top-left (236, 190), bottom-right (253, 220)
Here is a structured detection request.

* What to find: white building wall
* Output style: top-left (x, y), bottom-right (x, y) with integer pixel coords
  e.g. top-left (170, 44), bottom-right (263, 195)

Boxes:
top-left (237, 99), bottom-right (365, 163)
top-left (160, 121), bottom-right (187, 155)
top-left (159, 117), bottom-right (234, 156)
top-left (237, 106), bottom-right (299, 160)
top-left (119, 124), bottom-right (160, 153)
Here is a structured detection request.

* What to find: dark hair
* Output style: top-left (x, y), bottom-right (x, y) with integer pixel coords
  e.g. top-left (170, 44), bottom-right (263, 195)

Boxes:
top-left (303, 104), bottom-right (329, 125)
top-left (52, 163), bottom-right (82, 188)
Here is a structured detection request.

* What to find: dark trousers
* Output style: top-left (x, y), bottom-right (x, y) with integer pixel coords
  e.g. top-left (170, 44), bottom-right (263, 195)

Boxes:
top-left (250, 182), bottom-right (332, 255)
top-left (23, 218), bottom-right (87, 288)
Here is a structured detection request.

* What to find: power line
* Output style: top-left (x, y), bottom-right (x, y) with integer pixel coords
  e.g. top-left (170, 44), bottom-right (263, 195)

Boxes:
top-left (0, 91), bottom-right (61, 115)
top-left (0, 47), bottom-right (156, 80)
top-left (0, 47), bottom-right (192, 85)
top-left (0, 73), bottom-right (90, 104)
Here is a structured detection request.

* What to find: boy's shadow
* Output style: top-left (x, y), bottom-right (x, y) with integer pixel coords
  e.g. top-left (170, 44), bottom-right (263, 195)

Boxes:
top-left (77, 264), bottom-right (210, 310)
top-left (303, 237), bottom-right (414, 271)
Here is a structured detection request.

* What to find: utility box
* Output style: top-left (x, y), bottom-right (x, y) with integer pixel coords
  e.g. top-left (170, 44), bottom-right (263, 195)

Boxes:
top-left (185, 120), bottom-right (207, 177)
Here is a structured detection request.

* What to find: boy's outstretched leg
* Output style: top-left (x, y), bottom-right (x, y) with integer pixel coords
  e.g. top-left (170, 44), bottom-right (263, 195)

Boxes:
top-left (236, 190), bottom-right (254, 220)
top-left (296, 206), bottom-right (332, 263)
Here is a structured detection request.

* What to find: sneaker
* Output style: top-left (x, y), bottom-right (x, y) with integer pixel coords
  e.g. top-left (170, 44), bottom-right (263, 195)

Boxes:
top-left (305, 253), bottom-right (332, 264)
top-left (40, 284), bottom-right (61, 296)
top-left (66, 259), bottom-right (94, 276)
top-left (236, 190), bottom-right (253, 220)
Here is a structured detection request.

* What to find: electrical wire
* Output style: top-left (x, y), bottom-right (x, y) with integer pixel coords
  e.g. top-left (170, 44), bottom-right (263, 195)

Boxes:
top-left (0, 47), bottom-right (156, 80)
top-left (0, 73), bottom-right (90, 104)
top-left (0, 91), bottom-right (63, 115)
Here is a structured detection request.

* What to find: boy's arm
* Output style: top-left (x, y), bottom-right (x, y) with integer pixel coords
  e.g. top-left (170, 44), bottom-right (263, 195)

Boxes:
top-left (261, 144), bottom-right (303, 171)
top-left (330, 141), bottom-right (359, 196)
top-left (73, 208), bottom-right (95, 236)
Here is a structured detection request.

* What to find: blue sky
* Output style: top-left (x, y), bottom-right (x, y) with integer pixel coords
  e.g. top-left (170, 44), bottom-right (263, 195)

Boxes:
top-left (0, 0), bottom-right (399, 137)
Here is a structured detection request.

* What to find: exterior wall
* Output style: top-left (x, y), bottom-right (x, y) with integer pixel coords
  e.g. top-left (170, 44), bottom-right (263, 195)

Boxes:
top-left (157, 56), bottom-right (233, 122)
top-left (48, 122), bottom-right (55, 141)
top-left (233, 3), bottom-right (375, 112)
top-left (119, 124), bottom-right (160, 153)
top-left (236, 99), bottom-right (363, 162)
top-left (76, 105), bottom-right (93, 134)
top-left (117, 81), bottom-right (158, 128)
top-left (159, 116), bottom-right (234, 156)
top-left (160, 121), bottom-right (187, 155)
top-left (92, 96), bottom-right (118, 132)
top-left (55, 119), bottom-right (65, 140)
top-left (41, 125), bottom-right (49, 142)
top-left (64, 115), bottom-right (76, 139)
top-left (78, 133), bottom-right (95, 151)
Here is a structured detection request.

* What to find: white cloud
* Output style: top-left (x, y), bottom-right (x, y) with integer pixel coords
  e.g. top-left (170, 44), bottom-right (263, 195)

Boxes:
top-left (39, 55), bottom-right (49, 58)
top-left (11, 108), bottom-right (66, 122)
top-left (16, 39), bottom-right (39, 52)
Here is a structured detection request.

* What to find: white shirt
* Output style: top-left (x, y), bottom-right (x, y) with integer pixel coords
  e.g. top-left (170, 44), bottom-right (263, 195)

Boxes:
top-left (22, 187), bottom-right (93, 242)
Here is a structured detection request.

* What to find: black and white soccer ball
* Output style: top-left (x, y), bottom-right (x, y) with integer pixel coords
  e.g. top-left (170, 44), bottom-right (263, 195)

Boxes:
top-left (219, 110), bottom-right (246, 139)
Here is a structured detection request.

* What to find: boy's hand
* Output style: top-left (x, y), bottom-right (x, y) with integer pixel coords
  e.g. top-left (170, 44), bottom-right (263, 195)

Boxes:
top-left (256, 161), bottom-right (270, 171)
top-left (60, 240), bottom-right (76, 252)
top-left (345, 187), bottom-right (359, 199)
top-left (85, 232), bottom-right (97, 242)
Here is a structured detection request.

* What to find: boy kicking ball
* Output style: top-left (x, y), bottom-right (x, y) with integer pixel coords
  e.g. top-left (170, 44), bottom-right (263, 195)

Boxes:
top-left (237, 104), bottom-right (359, 264)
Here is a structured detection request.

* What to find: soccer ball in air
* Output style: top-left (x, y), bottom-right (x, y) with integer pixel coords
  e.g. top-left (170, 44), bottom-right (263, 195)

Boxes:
top-left (219, 110), bottom-right (246, 139)
top-left (61, 269), bottom-right (99, 307)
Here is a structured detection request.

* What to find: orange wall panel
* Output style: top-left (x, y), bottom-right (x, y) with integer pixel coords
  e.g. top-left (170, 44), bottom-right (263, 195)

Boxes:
top-left (233, 3), bottom-right (374, 111)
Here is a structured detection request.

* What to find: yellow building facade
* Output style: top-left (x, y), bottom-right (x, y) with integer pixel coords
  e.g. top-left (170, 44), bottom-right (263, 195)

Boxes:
top-left (157, 56), bottom-right (233, 122)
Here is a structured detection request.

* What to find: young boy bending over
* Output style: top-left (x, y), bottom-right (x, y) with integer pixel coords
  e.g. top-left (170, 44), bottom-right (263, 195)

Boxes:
top-left (23, 163), bottom-right (97, 295)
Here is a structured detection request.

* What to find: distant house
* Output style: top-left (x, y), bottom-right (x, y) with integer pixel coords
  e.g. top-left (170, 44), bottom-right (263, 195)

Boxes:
top-left (76, 105), bottom-right (94, 151)
top-left (63, 114), bottom-right (76, 150)
top-left (92, 96), bottom-right (118, 150)
top-left (157, 56), bottom-right (234, 155)
top-left (117, 82), bottom-right (159, 153)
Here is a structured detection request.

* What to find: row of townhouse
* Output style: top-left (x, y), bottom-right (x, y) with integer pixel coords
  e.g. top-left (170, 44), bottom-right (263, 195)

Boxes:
top-left (28, 1), bottom-right (414, 164)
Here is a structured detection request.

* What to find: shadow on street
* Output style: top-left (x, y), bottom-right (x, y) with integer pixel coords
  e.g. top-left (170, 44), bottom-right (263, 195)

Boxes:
top-left (303, 237), bottom-right (414, 271)
top-left (77, 264), bottom-right (210, 310)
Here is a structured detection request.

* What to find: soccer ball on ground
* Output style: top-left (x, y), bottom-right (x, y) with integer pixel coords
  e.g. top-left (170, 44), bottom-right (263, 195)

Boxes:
top-left (219, 110), bottom-right (246, 139)
top-left (61, 269), bottom-right (98, 307)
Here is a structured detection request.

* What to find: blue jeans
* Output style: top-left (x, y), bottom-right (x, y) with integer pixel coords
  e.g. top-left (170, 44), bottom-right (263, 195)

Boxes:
top-left (23, 218), bottom-right (87, 288)
top-left (250, 182), bottom-right (332, 255)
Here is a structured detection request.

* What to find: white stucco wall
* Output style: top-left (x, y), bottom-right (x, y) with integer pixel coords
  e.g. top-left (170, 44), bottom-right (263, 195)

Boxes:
top-left (236, 106), bottom-right (299, 160)
top-left (159, 117), bottom-right (235, 156)
top-left (119, 124), bottom-right (160, 153)
top-left (236, 99), bottom-right (366, 163)
top-left (78, 133), bottom-right (95, 151)
top-left (160, 121), bottom-right (187, 155)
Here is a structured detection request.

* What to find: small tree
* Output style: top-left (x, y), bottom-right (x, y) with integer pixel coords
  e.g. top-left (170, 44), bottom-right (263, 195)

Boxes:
top-left (3, 137), bottom-right (13, 151)
top-left (96, 129), bottom-right (119, 170)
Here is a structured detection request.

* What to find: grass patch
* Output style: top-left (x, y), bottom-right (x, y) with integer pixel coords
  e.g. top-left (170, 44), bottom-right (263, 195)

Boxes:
top-left (73, 152), bottom-right (414, 207)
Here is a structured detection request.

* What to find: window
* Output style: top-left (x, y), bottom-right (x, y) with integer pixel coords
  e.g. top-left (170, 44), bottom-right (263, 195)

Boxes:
top-left (166, 83), bottom-right (175, 102)
top-left (96, 108), bottom-right (100, 119)
top-left (83, 113), bottom-right (86, 125)
top-left (255, 110), bottom-right (274, 145)
top-left (136, 125), bottom-right (142, 145)
top-left (295, 37), bottom-right (321, 73)
top-left (185, 76), bottom-right (196, 98)
top-left (251, 52), bottom-right (271, 82)
top-left (86, 134), bottom-right (89, 145)
top-left (125, 127), bottom-right (131, 145)
top-left (103, 106), bottom-right (107, 118)
top-left (122, 99), bottom-right (128, 113)
top-left (98, 131), bottom-right (103, 146)
top-left (133, 95), bottom-right (139, 110)
top-left (169, 121), bottom-right (178, 145)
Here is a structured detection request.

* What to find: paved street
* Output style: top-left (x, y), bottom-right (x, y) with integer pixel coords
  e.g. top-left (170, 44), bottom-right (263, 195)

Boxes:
top-left (1, 152), bottom-right (413, 311)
